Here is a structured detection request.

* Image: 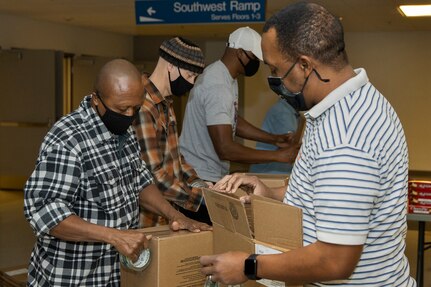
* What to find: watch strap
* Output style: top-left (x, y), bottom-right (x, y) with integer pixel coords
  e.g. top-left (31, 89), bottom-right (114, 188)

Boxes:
top-left (244, 253), bottom-right (261, 280)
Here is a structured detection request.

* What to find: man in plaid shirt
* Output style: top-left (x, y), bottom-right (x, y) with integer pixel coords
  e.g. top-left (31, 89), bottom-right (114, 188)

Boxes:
top-left (24, 59), bottom-right (211, 286)
top-left (134, 37), bottom-right (211, 226)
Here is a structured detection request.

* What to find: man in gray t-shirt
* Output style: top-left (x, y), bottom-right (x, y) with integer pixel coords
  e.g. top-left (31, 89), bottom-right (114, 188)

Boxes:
top-left (179, 27), bottom-right (299, 182)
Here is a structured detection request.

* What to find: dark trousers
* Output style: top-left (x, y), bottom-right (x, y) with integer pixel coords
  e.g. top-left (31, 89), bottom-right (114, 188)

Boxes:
top-left (176, 204), bottom-right (212, 226)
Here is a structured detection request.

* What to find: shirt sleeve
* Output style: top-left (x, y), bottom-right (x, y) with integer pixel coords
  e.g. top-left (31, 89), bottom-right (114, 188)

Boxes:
top-left (264, 101), bottom-right (298, 135)
top-left (24, 144), bottom-right (80, 237)
top-left (312, 145), bottom-right (380, 245)
top-left (204, 84), bottom-right (235, 126)
top-left (134, 108), bottom-right (203, 211)
top-left (180, 154), bottom-right (199, 184)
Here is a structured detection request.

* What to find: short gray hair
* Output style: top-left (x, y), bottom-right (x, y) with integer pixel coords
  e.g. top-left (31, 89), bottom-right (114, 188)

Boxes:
top-left (263, 2), bottom-right (348, 69)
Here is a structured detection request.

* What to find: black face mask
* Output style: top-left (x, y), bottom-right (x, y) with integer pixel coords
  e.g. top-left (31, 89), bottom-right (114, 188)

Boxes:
top-left (238, 50), bottom-right (260, 77)
top-left (267, 60), bottom-right (329, 111)
top-left (95, 93), bottom-right (139, 135)
top-left (169, 67), bottom-right (194, 96)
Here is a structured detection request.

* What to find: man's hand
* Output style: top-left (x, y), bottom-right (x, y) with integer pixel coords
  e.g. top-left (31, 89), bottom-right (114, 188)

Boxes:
top-left (213, 173), bottom-right (271, 203)
top-left (276, 143), bottom-right (300, 163)
top-left (169, 213), bottom-right (212, 233)
top-left (139, 184), bottom-right (212, 233)
top-left (205, 181), bottom-right (214, 188)
top-left (274, 132), bottom-right (296, 148)
top-left (109, 229), bottom-right (152, 263)
top-left (200, 251), bottom-right (249, 285)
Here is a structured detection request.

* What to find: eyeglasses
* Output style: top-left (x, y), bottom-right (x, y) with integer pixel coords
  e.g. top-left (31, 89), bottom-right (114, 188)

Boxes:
top-left (269, 58), bottom-right (329, 83)
top-left (267, 58), bottom-right (299, 87)
top-left (279, 59), bottom-right (299, 80)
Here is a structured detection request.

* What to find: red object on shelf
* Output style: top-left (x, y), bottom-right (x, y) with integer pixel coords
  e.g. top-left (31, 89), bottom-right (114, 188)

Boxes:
top-left (410, 197), bottom-right (431, 207)
top-left (409, 180), bottom-right (431, 193)
top-left (408, 204), bottom-right (431, 215)
top-left (410, 190), bottom-right (431, 198)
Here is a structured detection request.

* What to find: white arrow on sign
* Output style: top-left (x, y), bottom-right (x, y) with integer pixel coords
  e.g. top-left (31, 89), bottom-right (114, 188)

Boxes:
top-left (139, 16), bottom-right (163, 23)
top-left (147, 7), bottom-right (156, 16)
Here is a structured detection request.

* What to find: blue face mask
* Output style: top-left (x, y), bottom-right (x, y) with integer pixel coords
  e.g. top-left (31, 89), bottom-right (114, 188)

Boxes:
top-left (267, 59), bottom-right (329, 111)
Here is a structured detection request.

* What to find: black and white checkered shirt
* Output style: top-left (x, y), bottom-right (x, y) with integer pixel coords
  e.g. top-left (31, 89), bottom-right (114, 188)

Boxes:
top-left (24, 95), bottom-right (153, 286)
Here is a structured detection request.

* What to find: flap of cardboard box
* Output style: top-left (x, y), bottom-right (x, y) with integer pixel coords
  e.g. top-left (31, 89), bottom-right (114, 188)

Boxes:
top-left (203, 188), bottom-right (252, 238)
top-left (245, 173), bottom-right (289, 188)
top-left (252, 196), bottom-right (303, 250)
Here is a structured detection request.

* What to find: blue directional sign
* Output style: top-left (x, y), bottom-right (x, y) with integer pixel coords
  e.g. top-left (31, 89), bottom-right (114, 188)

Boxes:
top-left (135, 0), bottom-right (266, 25)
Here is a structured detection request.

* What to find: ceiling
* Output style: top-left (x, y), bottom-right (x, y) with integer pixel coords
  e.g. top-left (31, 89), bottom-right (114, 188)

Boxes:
top-left (0, 0), bottom-right (430, 39)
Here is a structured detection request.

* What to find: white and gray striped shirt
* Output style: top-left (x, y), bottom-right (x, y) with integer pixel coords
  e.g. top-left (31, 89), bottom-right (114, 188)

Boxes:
top-left (286, 68), bottom-right (415, 286)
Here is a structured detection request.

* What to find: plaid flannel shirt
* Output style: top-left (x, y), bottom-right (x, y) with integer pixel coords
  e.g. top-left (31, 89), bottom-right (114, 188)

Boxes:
top-left (134, 75), bottom-right (203, 227)
top-left (23, 96), bottom-right (153, 286)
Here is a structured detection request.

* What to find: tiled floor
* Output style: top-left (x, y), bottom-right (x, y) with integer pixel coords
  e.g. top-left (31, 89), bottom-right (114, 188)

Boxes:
top-left (1, 190), bottom-right (430, 284)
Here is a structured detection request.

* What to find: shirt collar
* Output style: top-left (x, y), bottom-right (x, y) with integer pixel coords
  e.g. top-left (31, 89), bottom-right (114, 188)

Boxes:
top-left (80, 95), bottom-right (131, 144)
top-left (306, 68), bottom-right (369, 119)
top-left (218, 60), bottom-right (236, 84)
top-left (142, 74), bottom-right (172, 105)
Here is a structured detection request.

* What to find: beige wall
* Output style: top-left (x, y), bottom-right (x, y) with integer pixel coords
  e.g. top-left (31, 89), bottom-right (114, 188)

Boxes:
top-left (346, 31), bottom-right (431, 171)
top-left (0, 13), bottom-right (133, 59)
top-left (241, 31), bottom-right (431, 171)
top-left (2, 14), bottom-right (429, 171)
top-left (135, 32), bottom-right (431, 171)
top-left (0, 14), bottom-right (133, 189)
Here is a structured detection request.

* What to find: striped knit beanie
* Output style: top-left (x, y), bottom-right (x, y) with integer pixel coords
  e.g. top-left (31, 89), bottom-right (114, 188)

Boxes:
top-left (159, 37), bottom-right (205, 74)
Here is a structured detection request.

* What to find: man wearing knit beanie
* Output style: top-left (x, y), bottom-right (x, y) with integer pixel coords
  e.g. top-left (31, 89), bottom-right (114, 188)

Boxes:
top-left (133, 37), bottom-right (212, 227)
top-left (179, 27), bottom-right (300, 183)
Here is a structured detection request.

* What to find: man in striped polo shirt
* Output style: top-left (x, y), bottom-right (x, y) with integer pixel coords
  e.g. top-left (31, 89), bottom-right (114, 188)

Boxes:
top-left (200, 2), bottom-right (416, 286)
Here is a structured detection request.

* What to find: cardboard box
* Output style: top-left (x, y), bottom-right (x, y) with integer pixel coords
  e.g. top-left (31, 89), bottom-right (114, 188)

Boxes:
top-left (203, 188), bottom-right (303, 287)
top-left (121, 225), bottom-right (212, 287)
top-left (246, 173), bottom-right (289, 188)
top-left (0, 265), bottom-right (27, 287)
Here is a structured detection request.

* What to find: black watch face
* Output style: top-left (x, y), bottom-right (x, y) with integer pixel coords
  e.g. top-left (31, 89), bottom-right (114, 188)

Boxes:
top-left (244, 258), bottom-right (257, 279)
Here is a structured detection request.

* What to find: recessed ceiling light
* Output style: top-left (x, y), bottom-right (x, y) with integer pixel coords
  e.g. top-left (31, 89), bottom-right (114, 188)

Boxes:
top-left (398, 5), bottom-right (431, 17)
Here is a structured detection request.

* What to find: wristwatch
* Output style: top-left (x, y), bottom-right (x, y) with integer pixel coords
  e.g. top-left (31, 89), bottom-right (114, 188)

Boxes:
top-left (244, 254), bottom-right (261, 280)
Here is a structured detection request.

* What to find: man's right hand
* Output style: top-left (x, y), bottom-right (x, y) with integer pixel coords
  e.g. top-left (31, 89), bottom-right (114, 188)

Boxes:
top-left (109, 229), bottom-right (152, 262)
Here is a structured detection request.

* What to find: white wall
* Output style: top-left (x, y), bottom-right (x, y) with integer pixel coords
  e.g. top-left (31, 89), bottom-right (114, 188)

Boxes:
top-left (0, 13), bottom-right (133, 58)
